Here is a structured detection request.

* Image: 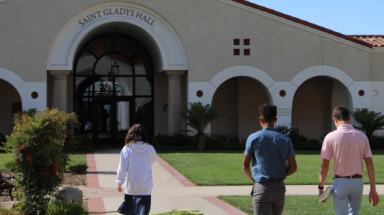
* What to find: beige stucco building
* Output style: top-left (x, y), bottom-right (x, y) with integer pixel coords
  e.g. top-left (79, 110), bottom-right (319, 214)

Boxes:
top-left (1, 0), bottom-right (383, 145)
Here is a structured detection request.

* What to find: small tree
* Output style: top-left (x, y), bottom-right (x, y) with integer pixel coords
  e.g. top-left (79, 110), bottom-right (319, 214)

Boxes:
top-left (350, 109), bottom-right (384, 142)
top-left (180, 102), bottom-right (225, 150)
top-left (4, 108), bottom-right (78, 215)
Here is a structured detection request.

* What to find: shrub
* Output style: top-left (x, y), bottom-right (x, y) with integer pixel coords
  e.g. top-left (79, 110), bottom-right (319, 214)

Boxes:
top-left (151, 133), bottom-right (198, 151)
top-left (4, 160), bottom-right (17, 172)
top-left (69, 163), bottom-right (88, 174)
top-left (179, 102), bottom-right (225, 150)
top-left (151, 134), bottom-right (245, 151)
top-left (71, 134), bottom-right (91, 152)
top-left (205, 135), bottom-right (245, 150)
top-left (47, 201), bottom-right (87, 215)
top-left (4, 108), bottom-right (78, 215)
top-left (369, 135), bottom-right (384, 150)
top-left (275, 125), bottom-right (322, 150)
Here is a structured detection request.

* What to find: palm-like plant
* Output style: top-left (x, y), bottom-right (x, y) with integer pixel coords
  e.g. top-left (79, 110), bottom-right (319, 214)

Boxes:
top-left (350, 109), bottom-right (384, 141)
top-left (180, 102), bottom-right (225, 150)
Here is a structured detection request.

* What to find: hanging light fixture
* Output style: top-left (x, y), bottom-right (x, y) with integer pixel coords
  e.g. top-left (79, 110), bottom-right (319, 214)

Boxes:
top-left (112, 59), bottom-right (119, 76)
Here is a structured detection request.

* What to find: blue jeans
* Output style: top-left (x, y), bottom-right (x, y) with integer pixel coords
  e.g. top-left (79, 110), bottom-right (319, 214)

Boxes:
top-left (117, 194), bottom-right (151, 215)
top-left (332, 178), bottom-right (364, 215)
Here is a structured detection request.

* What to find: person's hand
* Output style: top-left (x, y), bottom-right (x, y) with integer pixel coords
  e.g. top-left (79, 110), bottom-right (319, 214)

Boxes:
top-left (117, 184), bottom-right (123, 192)
top-left (319, 189), bottom-right (326, 203)
top-left (369, 190), bottom-right (380, 206)
top-left (248, 176), bottom-right (254, 181)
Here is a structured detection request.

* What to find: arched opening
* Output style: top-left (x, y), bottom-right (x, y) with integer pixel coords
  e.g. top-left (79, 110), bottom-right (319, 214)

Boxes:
top-left (292, 76), bottom-right (350, 139)
top-left (74, 31), bottom-right (154, 146)
top-left (0, 79), bottom-right (22, 135)
top-left (211, 77), bottom-right (270, 139)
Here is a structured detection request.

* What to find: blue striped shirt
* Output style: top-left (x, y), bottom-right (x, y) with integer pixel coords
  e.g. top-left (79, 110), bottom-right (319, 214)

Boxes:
top-left (244, 127), bottom-right (295, 183)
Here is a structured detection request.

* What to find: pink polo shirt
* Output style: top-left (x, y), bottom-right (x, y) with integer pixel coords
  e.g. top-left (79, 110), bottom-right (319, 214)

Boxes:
top-left (320, 124), bottom-right (372, 177)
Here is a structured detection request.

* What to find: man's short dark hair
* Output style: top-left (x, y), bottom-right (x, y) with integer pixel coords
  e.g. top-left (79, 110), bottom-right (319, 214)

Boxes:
top-left (259, 103), bottom-right (277, 123)
top-left (333, 106), bottom-right (350, 121)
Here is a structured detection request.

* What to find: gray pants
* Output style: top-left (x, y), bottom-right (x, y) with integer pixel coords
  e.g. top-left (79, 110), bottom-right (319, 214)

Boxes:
top-left (252, 180), bottom-right (285, 215)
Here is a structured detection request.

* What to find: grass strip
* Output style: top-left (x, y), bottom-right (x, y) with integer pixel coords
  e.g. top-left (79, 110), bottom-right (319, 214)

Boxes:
top-left (158, 150), bottom-right (384, 185)
top-left (218, 195), bottom-right (384, 215)
top-left (0, 152), bottom-right (86, 171)
top-left (0, 153), bottom-right (14, 171)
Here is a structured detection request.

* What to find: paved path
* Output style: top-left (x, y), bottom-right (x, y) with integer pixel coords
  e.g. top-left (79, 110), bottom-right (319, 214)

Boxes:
top-left (82, 149), bottom-right (384, 215)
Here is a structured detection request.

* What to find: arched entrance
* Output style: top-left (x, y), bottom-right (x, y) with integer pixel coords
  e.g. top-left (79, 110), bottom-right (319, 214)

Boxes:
top-left (211, 77), bottom-right (270, 139)
top-left (0, 79), bottom-right (22, 135)
top-left (292, 76), bottom-right (350, 139)
top-left (74, 33), bottom-right (154, 146)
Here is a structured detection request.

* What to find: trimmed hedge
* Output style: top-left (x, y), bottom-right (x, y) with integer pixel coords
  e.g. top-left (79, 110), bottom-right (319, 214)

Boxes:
top-left (151, 134), bottom-right (245, 151)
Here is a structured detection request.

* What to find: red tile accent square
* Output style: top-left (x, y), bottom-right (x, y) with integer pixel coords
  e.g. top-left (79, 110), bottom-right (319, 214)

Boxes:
top-left (234, 39), bottom-right (240, 45)
top-left (234, 49), bottom-right (240, 55)
top-left (244, 49), bottom-right (250, 56)
top-left (244, 39), bottom-right (250, 45)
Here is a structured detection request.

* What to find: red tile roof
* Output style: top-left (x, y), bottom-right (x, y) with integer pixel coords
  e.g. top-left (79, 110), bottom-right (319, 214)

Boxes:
top-left (347, 35), bottom-right (384, 47)
top-left (230, 0), bottom-right (373, 49)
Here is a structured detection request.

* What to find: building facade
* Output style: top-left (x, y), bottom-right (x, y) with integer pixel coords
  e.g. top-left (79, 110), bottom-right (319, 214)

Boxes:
top-left (1, 0), bottom-right (383, 146)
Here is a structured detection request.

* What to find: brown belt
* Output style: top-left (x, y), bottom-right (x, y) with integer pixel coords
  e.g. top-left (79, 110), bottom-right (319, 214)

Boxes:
top-left (335, 174), bottom-right (362, 179)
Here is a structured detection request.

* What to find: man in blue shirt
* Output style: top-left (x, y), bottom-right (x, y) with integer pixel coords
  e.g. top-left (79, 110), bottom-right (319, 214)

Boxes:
top-left (243, 103), bottom-right (297, 215)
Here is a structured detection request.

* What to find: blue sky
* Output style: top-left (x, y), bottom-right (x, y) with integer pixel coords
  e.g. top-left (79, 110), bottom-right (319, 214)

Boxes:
top-left (248, 0), bottom-right (384, 35)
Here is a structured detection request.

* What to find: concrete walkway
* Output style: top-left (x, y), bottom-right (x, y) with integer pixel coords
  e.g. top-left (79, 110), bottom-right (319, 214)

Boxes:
top-left (83, 149), bottom-right (384, 215)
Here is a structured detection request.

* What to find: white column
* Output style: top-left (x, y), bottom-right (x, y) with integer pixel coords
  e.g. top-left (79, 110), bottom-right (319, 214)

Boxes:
top-left (50, 71), bottom-right (70, 112)
top-left (166, 71), bottom-right (185, 134)
top-left (267, 82), bottom-right (298, 128)
top-left (276, 109), bottom-right (292, 127)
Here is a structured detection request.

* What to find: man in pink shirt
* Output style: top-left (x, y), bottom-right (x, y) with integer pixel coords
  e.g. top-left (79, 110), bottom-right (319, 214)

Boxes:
top-left (319, 106), bottom-right (380, 215)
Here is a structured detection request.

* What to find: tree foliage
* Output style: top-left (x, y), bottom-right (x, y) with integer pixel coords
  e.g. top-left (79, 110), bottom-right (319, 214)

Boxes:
top-left (350, 109), bottom-right (384, 141)
top-left (179, 102), bottom-right (225, 136)
top-left (3, 108), bottom-right (78, 215)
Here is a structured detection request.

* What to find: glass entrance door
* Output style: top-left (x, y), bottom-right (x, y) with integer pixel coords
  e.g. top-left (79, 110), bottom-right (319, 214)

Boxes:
top-left (93, 97), bottom-right (134, 146)
top-left (74, 32), bottom-right (155, 148)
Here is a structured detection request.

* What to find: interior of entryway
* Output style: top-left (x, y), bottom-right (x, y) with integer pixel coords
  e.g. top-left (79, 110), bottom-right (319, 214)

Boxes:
top-left (73, 31), bottom-right (154, 148)
top-left (211, 77), bottom-right (270, 140)
top-left (0, 79), bottom-right (22, 136)
top-left (292, 76), bottom-right (349, 139)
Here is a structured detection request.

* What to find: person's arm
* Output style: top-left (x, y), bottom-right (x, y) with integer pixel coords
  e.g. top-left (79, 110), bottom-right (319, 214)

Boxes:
top-left (243, 155), bottom-right (254, 181)
top-left (318, 159), bottom-right (330, 202)
top-left (115, 149), bottom-right (128, 192)
top-left (364, 157), bottom-right (380, 206)
top-left (286, 156), bottom-right (297, 176)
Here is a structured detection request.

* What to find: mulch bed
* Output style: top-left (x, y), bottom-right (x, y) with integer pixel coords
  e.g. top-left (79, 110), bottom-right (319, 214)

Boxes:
top-left (0, 171), bottom-right (86, 202)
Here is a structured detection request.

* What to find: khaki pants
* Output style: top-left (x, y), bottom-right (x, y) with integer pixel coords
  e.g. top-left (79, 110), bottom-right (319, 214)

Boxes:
top-left (252, 180), bottom-right (286, 215)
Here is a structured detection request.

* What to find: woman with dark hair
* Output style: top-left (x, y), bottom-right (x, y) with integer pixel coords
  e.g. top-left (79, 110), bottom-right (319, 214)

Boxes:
top-left (115, 124), bottom-right (158, 215)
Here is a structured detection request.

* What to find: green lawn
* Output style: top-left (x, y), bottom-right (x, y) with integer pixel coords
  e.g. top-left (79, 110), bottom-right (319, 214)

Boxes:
top-left (0, 153), bottom-right (14, 171)
top-left (65, 152), bottom-right (87, 170)
top-left (218, 195), bottom-right (384, 215)
top-left (158, 150), bottom-right (384, 186)
top-left (0, 152), bottom-right (86, 171)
